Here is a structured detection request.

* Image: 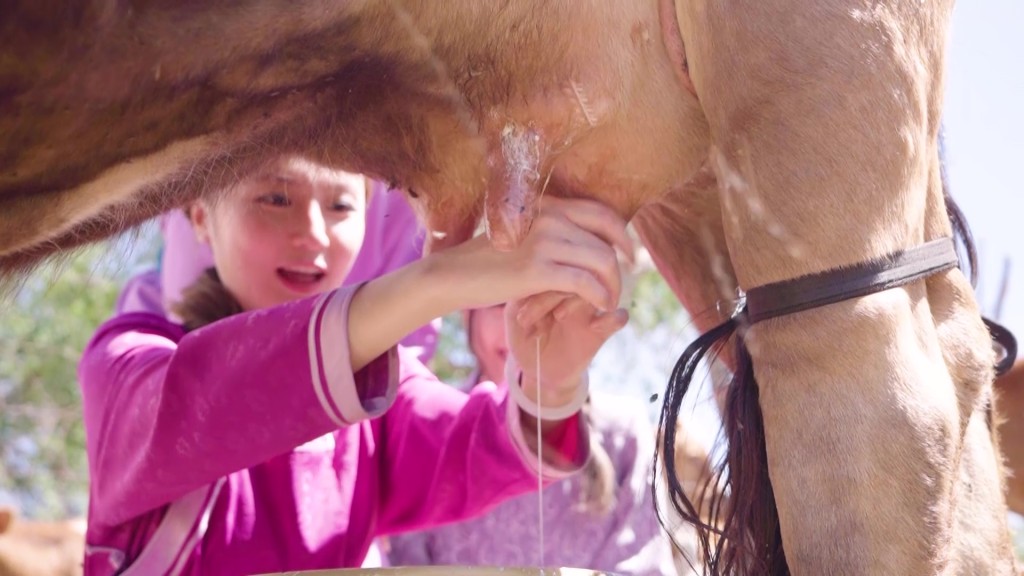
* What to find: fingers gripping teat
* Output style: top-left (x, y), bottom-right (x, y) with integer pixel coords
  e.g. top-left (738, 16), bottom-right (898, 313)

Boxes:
top-left (485, 123), bottom-right (547, 251)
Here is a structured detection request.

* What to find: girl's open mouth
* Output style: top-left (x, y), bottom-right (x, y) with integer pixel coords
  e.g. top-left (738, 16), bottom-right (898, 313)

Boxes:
top-left (277, 267), bottom-right (327, 292)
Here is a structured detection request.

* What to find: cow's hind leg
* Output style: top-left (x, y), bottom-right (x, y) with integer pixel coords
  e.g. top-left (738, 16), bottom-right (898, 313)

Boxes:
top-left (925, 166), bottom-right (1017, 573)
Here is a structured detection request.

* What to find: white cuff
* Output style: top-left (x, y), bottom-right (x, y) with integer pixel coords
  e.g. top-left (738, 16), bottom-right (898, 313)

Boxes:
top-left (504, 356), bottom-right (589, 421)
top-left (309, 288), bottom-right (398, 426)
top-left (504, 392), bottom-right (589, 480)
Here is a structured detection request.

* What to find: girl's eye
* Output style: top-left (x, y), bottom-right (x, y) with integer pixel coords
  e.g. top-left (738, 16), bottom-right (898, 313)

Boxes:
top-left (331, 200), bottom-right (356, 213)
top-left (258, 192), bottom-right (290, 207)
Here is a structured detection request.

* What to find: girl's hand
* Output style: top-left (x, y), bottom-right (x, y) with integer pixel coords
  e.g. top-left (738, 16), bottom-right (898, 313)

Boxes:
top-left (433, 196), bottom-right (634, 313)
top-left (507, 294), bottom-right (629, 412)
top-left (452, 196), bottom-right (633, 412)
top-left (347, 196), bottom-right (632, 373)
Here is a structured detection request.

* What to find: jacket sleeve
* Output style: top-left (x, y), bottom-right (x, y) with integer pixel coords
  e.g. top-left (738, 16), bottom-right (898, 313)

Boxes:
top-left (374, 348), bottom-right (590, 536)
top-left (346, 184), bottom-right (439, 365)
top-left (78, 286), bottom-right (397, 527)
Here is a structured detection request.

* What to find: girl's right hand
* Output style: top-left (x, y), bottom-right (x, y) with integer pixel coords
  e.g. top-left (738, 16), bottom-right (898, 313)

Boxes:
top-left (436, 196), bottom-right (634, 312)
top-left (346, 196), bottom-right (632, 373)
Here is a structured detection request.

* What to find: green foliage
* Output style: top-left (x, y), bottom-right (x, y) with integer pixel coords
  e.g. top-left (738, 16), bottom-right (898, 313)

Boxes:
top-left (428, 312), bottom-right (473, 386)
top-left (0, 233), bottom-right (157, 519)
top-left (627, 269), bottom-right (686, 333)
top-left (428, 268), bottom-right (687, 388)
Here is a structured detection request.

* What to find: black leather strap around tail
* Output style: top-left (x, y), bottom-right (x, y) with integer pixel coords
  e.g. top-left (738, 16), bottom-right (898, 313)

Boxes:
top-left (737, 236), bottom-right (1016, 376)
top-left (744, 237), bottom-right (959, 323)
top-left (656, 236), bottom-right (1016, 572)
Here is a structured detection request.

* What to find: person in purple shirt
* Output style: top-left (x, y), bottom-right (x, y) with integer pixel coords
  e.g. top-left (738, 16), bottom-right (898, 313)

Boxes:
top-left (78, 155), bottom-right (633, 575)
top-left (388, 304), bottom-right (679, 575)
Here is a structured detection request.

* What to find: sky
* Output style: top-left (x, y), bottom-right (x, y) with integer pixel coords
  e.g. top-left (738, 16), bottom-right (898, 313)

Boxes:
top-left (944, 0), bottom-right (1024, 338)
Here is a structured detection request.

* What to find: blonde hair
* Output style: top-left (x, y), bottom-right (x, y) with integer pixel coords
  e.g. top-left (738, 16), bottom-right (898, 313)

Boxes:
top-left (577, 400), bottom-right (617, 516)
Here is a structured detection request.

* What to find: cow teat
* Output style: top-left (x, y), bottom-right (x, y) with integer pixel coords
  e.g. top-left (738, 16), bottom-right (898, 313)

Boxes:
top-left (483, 84), bottom-right (612, 251)
top-left (485, 122), bottom-right (546, 251)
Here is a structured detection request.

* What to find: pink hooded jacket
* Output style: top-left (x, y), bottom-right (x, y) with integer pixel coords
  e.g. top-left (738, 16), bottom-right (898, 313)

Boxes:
top-left (83, 186), bottom-right (588, 575)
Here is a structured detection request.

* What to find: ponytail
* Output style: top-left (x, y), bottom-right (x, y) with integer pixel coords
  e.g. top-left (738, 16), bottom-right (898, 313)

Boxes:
top-left (169, 268), bottom-right (243, 332)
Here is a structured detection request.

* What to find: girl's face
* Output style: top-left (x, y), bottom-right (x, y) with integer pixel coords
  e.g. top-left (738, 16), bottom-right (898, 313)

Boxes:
top-left (190, 156), bottom-right (368, 311)
top-left (467, 304), bottom-right (509, 385)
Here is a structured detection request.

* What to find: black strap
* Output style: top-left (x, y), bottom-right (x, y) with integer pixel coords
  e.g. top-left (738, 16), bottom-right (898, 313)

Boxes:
top-left (745, 237), bottom-right (959, 324)
top-left (736, 236), bottom-right (1016, 376)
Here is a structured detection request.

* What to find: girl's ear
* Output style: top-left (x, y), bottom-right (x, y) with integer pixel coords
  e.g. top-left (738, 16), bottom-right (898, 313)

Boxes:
top-left (188, 202), bottom-right (211, 245)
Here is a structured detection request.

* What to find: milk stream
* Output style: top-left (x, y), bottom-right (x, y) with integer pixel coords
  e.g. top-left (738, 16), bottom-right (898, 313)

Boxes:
top-left (535, 336), bottom-right (544, 574)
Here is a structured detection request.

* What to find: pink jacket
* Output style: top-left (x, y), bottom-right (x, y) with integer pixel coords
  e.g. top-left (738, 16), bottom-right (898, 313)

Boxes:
top-left (78, 286), bottom-right (588, 575)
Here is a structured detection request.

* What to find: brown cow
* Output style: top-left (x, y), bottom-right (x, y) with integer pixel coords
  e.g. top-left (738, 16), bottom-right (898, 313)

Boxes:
top-left (0, 507), bottom-right (84, 576)
top-left (1, 1), bottom-right (1015, 574)
top-left (996, 360), bottom-right (1024, 515)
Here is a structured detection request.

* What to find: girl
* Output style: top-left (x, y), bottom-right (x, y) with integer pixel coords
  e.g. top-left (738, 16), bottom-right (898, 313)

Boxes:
top-left (388, 304), bottom-right (678, 575)
top-left (111, 182), bottom-right (437, 570)
top-left (78, 155), bottom-right (632, 575)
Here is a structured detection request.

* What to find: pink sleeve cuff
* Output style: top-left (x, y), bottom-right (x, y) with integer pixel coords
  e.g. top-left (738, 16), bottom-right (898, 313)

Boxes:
top-left (308, 287), bottom-right (399, 426)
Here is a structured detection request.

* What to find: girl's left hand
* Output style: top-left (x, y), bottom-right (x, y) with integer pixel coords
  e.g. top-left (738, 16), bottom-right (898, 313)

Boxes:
top-left (505, 292), bottom-right (629, 411)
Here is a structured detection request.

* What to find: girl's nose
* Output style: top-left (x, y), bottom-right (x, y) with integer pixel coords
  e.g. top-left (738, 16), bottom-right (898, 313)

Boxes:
top-left (293, 201), bottom-right (330, 250)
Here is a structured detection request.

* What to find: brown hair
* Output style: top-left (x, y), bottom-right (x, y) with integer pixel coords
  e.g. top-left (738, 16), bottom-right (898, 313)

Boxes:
top-left (170, 267), bottom-right (243, 332)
